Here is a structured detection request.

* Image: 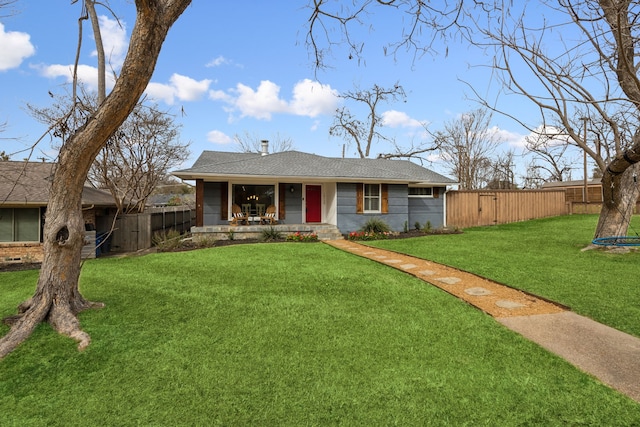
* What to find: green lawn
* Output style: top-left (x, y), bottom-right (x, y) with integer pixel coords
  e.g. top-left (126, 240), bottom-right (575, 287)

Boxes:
top-left (1, 218), bottom-right (640, 425)
top-left (369, 214), bottom-right (640, 338)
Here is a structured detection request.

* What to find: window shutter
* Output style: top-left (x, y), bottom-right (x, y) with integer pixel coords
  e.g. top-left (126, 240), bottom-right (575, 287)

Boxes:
top-left (381, 184), bottom-right (388, 213)
top-left (356, 183), bottom-right (363, 214)
top-left (433, 187), bottom-right (440, 198)
top-left (279, 183), bottom-right (286, 219)
top-left (196, 179), bottom-right (204, 226)
top-left (220, 182), bottom-right (228, 221)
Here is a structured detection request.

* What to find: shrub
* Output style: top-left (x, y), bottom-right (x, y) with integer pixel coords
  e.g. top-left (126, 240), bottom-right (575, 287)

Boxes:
top-left (286, 232), bottom-right (319, 242)
top-left (361, 217), bottom-right (391, 234)
top-left (152, 229), bottom-right (182, 251)
top-left (423, 220), bottom-right (433, 233)
top-left (261, 227), bottom-right (283, 242)
top-left (414, 221), bottom-right (421, 230)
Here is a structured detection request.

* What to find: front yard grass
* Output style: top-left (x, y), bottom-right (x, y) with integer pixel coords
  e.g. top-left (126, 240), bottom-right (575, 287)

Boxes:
top-left (369, 214), bottom-right (640, 338)
top-left (1, 235), bottom-right (639, 425)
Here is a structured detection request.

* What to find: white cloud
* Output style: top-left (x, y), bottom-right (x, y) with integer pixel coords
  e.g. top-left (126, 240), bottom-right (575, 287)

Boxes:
top-left (209, 89), bottom-right (231, 102)
top-left (381, 110), bottom-right (425, 128)
top-left (520, 125), bottom-right (570, 149)
top-left (290, 79), bottom-right (339, 117)
top-left (233, 80), bottom-right (289, 120)
top-left (206, 55), bottom-right (230, 67)
top-left (92, 16), bottom-right (127, 68)
top-left (211, 79), bottom-right (339, 121)
top-left (0, 23), bottom-right (35, 71)
top-left (145, 73), bottom-right (212, 105)
top-left (145, 81), bottom-right (176, 104)
top-left (37, 63), bottom-right (116, 90)
top-left (207, 130), bottom-right (233, 144)
top-left (170, 74), bottom-right (212, 101)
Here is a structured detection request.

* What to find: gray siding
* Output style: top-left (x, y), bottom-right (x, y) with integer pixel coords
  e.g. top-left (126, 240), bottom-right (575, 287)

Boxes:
top-left (336, 183), bottom-right (409, 233)
top-left (408, 188), bottom-right (446, 229)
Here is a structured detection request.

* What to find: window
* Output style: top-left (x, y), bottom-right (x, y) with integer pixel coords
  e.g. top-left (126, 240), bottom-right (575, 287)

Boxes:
top-left (232, 184), bottom-right (275, 216)
top-left (363, 184), bottom-right (381, 212)
top-left (0, 208), bottom-right (41, 242)
top-left (408, 187), bottom-right (433, 197)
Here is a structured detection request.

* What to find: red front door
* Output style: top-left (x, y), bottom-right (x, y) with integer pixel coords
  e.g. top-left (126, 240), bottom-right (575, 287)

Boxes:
top-left (305, 185), bottom-right (322, 223)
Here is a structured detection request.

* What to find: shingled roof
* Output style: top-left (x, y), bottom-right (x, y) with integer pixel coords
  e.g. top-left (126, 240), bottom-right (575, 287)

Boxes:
top-left (0, 161), bottom-right (115, 206)
top-left (174, 151), bottom-right (456, 185)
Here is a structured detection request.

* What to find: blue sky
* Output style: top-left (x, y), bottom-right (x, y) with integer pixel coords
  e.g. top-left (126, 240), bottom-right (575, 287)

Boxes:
top-left (0, 1), bottom-right (563, 180)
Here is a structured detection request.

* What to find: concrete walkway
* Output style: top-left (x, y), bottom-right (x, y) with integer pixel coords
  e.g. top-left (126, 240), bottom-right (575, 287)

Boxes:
top-left (325, 240), bottom-right (640, 403)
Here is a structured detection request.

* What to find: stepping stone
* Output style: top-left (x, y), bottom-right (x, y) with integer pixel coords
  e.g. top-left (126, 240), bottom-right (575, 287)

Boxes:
top-left (418, 270), bottom-right (436, 276)
top-left (436, 277), bottom-right (461, 285)
top-left (385, 259), bottom-right (402, 264)
top-left (400, 263), bottom-right (417, 270)
top-left (495, 300), bottom-right (526, 309)
top-left (464, 287), bottom-right (492, 296)
top-left (375, 255), bottom-right (387, 259)
top-left (363, 251), bottom-right (377, 255)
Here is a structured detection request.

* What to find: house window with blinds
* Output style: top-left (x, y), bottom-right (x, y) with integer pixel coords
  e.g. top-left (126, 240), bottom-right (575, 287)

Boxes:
top-left (363, 184), bottom-right (380, 212)
top-left (356, 183), bottom-right (388, 214)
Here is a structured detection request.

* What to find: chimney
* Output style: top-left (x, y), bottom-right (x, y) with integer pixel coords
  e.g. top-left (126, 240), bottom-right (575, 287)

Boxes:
top-left (260, 140), bottom-right (269, 156)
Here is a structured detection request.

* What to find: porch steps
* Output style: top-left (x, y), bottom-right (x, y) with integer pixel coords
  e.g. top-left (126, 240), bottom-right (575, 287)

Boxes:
top-left (312, 224), bottom-right (344, 241)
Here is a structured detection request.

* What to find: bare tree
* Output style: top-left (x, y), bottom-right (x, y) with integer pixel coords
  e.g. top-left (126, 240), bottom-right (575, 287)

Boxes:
top-left (0, 0), bottom-right (192, 359)
top-left (329, 82), bottom-right (437, 160)
top-left (472, 0), bottom-right (640, 240)
top-left (434, 108), bottom-right (504, 189)
top-left (0, 0), bottom-right (18, 17)
top-left (233, 131), bottom-right (295, 154)
top-left (28, 86), bottom-right (190, 214)
top-left (90, 102), bottom-right (190, 213)
top-left (329, 83), bottom-right (406, 158)
top-left (487, 150), bottom-right (517, 189)
top-left (305, 0), bottom-right (469, 70)
top-left (523, 127), bottom-right (577, 184)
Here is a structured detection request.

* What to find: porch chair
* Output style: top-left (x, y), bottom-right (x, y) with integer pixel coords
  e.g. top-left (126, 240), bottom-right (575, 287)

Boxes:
top-left (260, 205), bottom-right (278, 225)
top-left (230, 204), bottom-right (249, 226)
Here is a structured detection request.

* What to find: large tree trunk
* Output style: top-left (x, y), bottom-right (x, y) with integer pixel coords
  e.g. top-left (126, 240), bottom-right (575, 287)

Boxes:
top-left (595, 163), bottom-right (640, 238)
top-left (0, 0), bottom-right (192, 359)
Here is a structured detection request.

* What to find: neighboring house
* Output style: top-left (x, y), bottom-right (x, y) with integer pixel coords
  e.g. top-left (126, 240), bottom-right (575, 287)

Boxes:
top-left (542, 178), bottom-right (640, 214)
top-left (0, 161), bottom-right (118, 263)
top-left (172, 149), bottom-right (456, 238)
top-left (541, 179), bottom-right (604, 203)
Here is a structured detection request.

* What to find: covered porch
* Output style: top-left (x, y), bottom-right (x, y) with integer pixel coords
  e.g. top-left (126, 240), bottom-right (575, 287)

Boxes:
top-left (191, 223), bottom-right (344, 242)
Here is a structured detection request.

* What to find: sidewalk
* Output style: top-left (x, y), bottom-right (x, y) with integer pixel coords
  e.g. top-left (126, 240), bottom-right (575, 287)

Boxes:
top-left (325, 240), bottom-right (640, 403)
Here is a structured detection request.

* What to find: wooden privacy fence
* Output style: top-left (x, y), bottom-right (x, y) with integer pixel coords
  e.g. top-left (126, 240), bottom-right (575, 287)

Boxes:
top-left (446, 190), bottom-right (568, 228)
top-left (110, 206), bottom-right (194, 253)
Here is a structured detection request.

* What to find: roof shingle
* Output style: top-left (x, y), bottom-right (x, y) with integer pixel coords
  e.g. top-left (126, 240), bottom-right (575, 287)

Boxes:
top-left (175, 151), bottom-right (456, 184)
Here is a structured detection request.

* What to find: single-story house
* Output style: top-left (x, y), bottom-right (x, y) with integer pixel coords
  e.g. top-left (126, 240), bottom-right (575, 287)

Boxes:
top-left (0, 161), bottom-right (118, 263)
top-left (172, 148), bottom-right (457, 239)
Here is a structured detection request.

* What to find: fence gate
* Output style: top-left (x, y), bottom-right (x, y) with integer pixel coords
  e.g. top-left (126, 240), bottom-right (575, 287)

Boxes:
top-left (478, 193), bottom-right (497, 225)
top-left (110, 207), bottom-right (194, 253)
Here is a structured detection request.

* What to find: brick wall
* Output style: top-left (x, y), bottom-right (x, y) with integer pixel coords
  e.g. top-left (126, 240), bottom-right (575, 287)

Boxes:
top-left (0, 242), bottom-right (44, 263)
